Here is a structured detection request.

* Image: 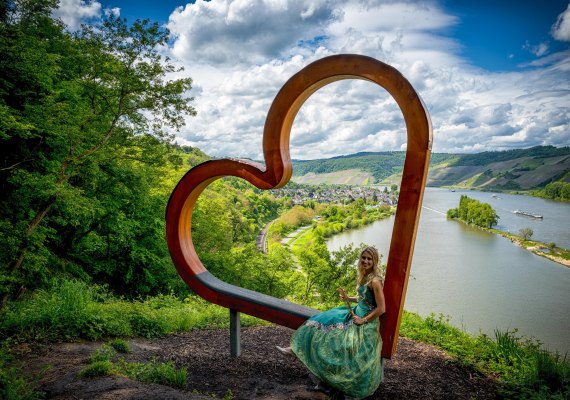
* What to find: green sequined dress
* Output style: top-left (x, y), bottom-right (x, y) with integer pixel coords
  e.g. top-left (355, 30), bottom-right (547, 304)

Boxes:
top-left (290, 284), bottom-right (382, 399)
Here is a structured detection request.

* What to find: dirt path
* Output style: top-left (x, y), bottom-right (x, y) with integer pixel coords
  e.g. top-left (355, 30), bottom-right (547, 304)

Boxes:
top-left (13, 325), bottom-right (498, 399)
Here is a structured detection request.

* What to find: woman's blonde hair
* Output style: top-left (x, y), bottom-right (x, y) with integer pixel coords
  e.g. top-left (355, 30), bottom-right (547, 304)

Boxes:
top-left (357, 246), bottom-right (383, 287)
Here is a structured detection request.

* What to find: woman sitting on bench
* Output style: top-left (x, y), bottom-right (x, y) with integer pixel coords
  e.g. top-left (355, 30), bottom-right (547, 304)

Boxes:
top-left (277, 246), bottom-right (386, 399)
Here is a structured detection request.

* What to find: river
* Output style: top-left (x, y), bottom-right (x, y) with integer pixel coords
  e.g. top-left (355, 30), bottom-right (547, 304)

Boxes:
top-left (326, 187), bottom-right (570, 354)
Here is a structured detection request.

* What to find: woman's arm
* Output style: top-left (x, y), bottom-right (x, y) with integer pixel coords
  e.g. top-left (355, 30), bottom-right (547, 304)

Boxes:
top-left (353, 278), bottom-right (385, 325)
top-left (338, 289), bottom-right (358, 303)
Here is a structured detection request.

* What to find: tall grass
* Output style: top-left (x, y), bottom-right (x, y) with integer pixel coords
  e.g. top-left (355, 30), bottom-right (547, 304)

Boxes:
top-left (400, 311), bottom-right (570, 398)
top-left (0, 279), bottom-right (267, 342)
top-left (118, 359), bottom-right (187, 389)
top-left (0, 279), bottom-right (266, 399)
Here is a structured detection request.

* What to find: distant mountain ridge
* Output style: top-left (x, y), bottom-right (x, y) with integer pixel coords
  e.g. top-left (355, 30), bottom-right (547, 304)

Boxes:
top-left (291, 146), bottom-right (570, 190)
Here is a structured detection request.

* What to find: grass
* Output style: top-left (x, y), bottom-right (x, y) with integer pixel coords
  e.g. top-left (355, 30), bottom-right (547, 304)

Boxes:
top-left (0, 343), bottom-right (44, 400)
top-left (1, 280), bottom-right (568, 399)
top-left (88, 344), bottom-right (116, 363)
top-left (400, 312), bottom-right (570, 398)
top-left (289, 226), bottom-right (314, 250)
top-left (117, 359), bottom-right (187, 388)
top-left (78, 343), bottom-right (187, 388)
top-left (79, 361), bottom-right (113, 378)
top-left (109, 339), bottom-right (130, 353)
top-left (488, 228), bottom-right (570, 268)
top-left (0, 279), bottom-right (266, 343)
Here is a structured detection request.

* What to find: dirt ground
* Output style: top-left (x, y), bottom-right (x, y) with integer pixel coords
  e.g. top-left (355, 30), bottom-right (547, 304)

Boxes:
top-left (13, 325), bottom-right (499, 399)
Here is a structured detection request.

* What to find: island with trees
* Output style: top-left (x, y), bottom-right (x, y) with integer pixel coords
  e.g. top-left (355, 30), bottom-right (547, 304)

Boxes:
top-left (447, 196), bottom-right (570, 267)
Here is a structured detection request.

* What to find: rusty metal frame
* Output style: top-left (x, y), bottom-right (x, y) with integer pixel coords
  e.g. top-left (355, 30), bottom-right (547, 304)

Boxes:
top-left (166, 54), bottom-right (432, 358)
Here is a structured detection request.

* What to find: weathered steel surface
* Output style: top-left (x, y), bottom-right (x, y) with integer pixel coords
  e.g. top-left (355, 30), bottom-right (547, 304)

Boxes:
top-left (166, 54), bottom-right (432, 358)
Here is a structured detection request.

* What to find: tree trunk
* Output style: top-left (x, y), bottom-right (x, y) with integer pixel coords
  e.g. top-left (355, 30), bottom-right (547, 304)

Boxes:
top-left (1, 197), bottom-right (57, 307)
top-left (12, 196), bottom-right (56, 269)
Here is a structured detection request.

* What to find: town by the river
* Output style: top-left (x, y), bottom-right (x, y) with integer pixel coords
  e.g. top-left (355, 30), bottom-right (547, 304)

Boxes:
top-left (327, 187), bottom-right (570, 355)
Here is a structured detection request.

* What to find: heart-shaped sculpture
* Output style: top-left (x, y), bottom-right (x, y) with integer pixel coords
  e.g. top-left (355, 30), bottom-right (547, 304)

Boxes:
top-left (166, 54), bottom-right (432, 358)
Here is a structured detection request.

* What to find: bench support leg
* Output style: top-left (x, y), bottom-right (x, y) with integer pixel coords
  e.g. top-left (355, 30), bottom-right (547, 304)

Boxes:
top-left (230, 309), bottom-right (241, 357)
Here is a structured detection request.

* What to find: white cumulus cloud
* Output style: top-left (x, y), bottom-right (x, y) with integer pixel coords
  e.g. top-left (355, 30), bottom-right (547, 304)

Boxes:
top-left (163, 0), bottom-right (570, 160)
top-left (104, 7), bottom-right (121, 17)
top-left (167, 0), bottom-right (342, 66)
top-left (552, 3), bottom-right (570, 41)
top-left (52, 0), bottom-right (101, 30)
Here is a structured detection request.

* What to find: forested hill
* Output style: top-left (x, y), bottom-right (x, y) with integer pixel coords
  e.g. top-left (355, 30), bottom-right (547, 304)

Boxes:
top-left (291, 146), bottom-right (570, 191)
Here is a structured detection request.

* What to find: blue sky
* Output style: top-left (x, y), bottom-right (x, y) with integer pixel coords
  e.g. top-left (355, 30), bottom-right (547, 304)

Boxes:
top-left (55, 0), bottom-right (570, 159)
top-left (95, 0), bottom-right (570, 72)
top-left (443, 0), bottom-right (569, 70)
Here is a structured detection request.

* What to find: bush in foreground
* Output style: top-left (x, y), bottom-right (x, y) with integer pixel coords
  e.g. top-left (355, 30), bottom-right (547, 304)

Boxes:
top-left (0, 279), bottom-right (266, 343)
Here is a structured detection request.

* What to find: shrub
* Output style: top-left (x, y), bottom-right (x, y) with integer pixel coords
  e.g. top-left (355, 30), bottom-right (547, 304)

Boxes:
top-left (109, 339), bottom-right (129, 353)
top-left (88, 345), bottom-right (115, 363)
top-left (532, 350), bottom-right (569, 393)
top-left (79, 361), bottom-right (113, 378)
top-left (118, 359), bottom-right (187, 389)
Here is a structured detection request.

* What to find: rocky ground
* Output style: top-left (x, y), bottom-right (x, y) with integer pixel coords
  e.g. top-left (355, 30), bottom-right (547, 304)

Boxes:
top-left (13, 325), bottom-right (499, 399)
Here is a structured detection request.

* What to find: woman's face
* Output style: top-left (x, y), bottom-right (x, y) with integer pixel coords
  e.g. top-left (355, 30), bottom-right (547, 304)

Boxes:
top-left (360, 251), bottom-right (374, 274)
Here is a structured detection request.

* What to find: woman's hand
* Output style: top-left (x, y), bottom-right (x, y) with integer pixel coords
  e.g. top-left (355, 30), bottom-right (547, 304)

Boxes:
top-left (338, 288), bottom-right (350, 302)
top-left (353, 315), bottom-right (369, 325)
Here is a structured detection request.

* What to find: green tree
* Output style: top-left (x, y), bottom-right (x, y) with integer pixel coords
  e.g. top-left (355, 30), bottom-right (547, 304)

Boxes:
top-left (544, 182), bottom-right (563, 199)
top-left (295, 232), bottom-right (363, 306)
top-left (519, 227), bottom-right (533, 241)
top-left (1, 5), bottom-right (195, 301)
top-left (448, 195), bottom-right (499, 228)
top-left (536, 181), bottom-right (570, 201)
top-left (353, 198), bottom-right (365, 218)
top-left (561, 183), bottom-right (570, 200)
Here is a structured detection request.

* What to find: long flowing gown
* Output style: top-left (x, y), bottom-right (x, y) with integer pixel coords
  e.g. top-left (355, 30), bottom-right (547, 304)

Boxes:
top-left (290, 283), bottom-right (383, 399)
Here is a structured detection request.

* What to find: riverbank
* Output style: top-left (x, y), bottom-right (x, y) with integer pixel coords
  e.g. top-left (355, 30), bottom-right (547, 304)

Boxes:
top-left (447, 217), bottom-right (570, 268)
top-left (441, 185), bottom-right (570, 204)
top-left (489, 228), bottom-right (570, 268)
top-left (446, 194), bottom-right (570, 269)
top-left (281, 203), bottom-right (569, 268)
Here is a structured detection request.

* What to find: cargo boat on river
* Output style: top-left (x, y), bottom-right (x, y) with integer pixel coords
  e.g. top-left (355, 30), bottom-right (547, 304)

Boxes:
top-left (514, 210), bottom-right (543, 219)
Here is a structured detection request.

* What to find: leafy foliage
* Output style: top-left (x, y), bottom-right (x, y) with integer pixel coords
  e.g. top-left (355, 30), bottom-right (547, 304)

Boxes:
top-left (296, 238), bottom-right (363, 306)
top-left (519, 227), bottom-right (534, 241)
top-left (0, 2), bottom-right (196, 301)
top-left (401, 312), bottom-right (570, 399)
top-left (447, 146), bottom-right (570, 167)
top-left (447, 195), bottom-right (499, 228)
top-left (0, 343), bottom-right (44, 400)
top-left (0, 279), bottom-right (267, 343)
top-left (535, 181), bottom-right (570, 201)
